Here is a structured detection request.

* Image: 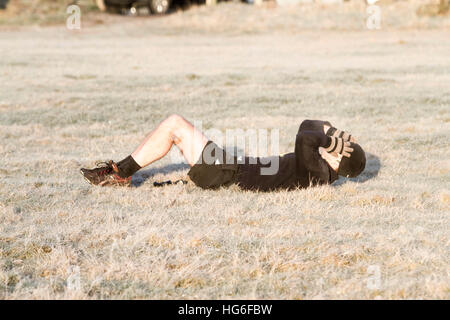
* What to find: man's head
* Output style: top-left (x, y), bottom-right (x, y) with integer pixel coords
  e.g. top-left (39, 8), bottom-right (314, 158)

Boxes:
top-left (337, 142), bottom-right (366, 178)
top-left (320, 141), bottom-right (366, 178)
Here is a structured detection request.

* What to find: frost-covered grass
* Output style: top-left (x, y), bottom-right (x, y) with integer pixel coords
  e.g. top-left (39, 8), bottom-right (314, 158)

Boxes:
top-left (0, 3), bottom-right (449, 299)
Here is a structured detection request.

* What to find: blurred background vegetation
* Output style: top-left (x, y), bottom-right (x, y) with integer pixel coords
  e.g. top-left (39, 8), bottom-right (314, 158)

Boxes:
top-left (0, 0), bottom-right (99, 25)
top-left (0, 0), bottom-right (448, 26)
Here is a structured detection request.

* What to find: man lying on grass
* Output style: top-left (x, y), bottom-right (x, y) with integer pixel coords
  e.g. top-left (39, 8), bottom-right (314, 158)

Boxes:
top-left (80, 114), bottom-right (366, 191)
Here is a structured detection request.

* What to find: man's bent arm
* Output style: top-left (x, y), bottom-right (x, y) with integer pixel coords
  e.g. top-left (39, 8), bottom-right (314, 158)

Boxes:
top-left (298, 120), bottom-right (333, 135)
top-left (295, 130), bottom-right (333, 183)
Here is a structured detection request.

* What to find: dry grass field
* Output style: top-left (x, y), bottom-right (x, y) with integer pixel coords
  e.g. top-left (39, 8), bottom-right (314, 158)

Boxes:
top-left (0, 1), bottom-right (449, 299)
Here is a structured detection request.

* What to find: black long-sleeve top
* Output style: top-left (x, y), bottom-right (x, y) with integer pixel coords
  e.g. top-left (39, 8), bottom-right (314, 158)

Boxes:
top-left (236, 121), bottom-right (338, 192)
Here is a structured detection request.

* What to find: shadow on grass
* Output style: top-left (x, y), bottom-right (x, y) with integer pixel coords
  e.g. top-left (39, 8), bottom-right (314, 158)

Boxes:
top-left (333, 152), bottom-right (381, 186)
top-left (131, 162), bottom-right (190, 187)
top-left (131, 152), bottom-right (380, 188)
top-left (131, 146), bottom-right (245, 188)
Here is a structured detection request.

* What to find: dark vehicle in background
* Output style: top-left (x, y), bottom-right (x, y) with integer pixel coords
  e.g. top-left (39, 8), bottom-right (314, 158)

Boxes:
top-left (0, 0), bottom-right (9, 10)
top-left (96, 0), bottom-right (173, 15)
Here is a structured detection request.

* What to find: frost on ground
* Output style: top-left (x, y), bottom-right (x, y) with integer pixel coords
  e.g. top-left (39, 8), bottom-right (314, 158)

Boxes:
top-left (0, 3), bottom-right (449, 299)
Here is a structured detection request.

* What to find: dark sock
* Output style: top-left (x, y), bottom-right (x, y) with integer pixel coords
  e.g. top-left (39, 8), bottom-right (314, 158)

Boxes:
top-left (116, 155), bottom-right (141, 178)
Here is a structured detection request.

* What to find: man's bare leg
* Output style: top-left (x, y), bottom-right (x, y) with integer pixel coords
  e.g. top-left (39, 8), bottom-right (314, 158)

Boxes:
top-left (80, 114), bottom-right (209, 186)
top-left (131, 114), bottom-right (209, 168)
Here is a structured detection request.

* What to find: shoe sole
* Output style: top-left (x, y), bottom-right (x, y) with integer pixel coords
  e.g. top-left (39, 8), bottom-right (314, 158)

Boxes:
top-left (81, 169), bottom-right (100, 186)
top-left (80, 169), bottom-right (131, 187)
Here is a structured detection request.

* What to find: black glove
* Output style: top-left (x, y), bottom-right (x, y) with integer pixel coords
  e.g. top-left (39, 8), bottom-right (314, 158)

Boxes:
top-left (324, 137), bottom-right (354, 158)
top-left (326, 127), bottom-right (353, 142)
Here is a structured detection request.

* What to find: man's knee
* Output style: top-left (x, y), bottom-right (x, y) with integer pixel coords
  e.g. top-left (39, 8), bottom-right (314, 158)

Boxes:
top-left (163, 114), bottom-right (190, 142)
top-left (163, 114), bottom-right (186, 129)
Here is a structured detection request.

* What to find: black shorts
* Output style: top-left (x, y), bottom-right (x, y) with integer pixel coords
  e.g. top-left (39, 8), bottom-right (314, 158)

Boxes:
top-left (187, 141), bottom-right (239, 190)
